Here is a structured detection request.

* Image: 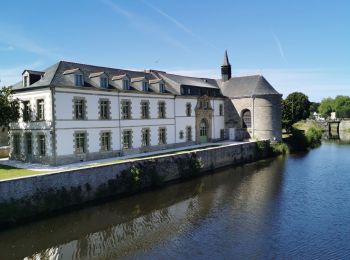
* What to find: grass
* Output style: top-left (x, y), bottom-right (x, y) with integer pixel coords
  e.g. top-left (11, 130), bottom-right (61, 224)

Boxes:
top-left (0, 165), bottom-right (47, 181)
top-left (293, 120), bottom-right (323, 132)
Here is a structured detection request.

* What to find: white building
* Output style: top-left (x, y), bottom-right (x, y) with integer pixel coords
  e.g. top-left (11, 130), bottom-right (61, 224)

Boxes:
top-left (9, 51), bottom-right (281, 165)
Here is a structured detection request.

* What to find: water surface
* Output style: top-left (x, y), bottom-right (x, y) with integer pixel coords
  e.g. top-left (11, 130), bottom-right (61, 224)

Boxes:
top-left (1, 142), bottom-right (350, 259)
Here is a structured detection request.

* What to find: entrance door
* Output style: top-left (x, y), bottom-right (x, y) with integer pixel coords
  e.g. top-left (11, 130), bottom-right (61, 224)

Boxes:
top-left (199, 119), bottom-right (208, 143)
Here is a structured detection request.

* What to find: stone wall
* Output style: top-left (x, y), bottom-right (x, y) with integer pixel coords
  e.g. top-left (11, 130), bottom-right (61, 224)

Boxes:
top-left (339, 120), bottom-right (350, 131)
top-left (0, 141), bottom-right (266, 225)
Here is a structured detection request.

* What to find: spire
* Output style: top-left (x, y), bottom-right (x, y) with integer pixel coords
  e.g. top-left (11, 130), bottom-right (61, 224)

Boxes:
top-left (223, 49), bottom-right (230, 66)
top-left (221, 49), bottom-right (231, 82)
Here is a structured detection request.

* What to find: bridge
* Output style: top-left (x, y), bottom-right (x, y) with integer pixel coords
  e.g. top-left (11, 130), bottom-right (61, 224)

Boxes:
top-left (315, 119), bottom-right (341, 139)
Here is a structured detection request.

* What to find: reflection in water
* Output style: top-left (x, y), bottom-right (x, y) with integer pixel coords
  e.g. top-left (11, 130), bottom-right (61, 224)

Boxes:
top-left (1, 143), bottom-right (350, 259)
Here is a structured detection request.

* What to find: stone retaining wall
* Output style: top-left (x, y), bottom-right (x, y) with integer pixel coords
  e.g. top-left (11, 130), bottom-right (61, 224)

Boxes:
top-left (0, 141), bottom-right (267, 226)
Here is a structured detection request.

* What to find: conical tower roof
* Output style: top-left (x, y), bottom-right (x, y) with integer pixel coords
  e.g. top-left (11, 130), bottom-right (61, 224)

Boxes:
top-left (223, 49), bottom-right (230, 66)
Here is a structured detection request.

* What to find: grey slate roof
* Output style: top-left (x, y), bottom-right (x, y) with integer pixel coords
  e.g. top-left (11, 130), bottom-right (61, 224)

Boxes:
top-left (12, 60), bottom-right (280, 98)
top-left (220, 75), bottom-right (281, 98)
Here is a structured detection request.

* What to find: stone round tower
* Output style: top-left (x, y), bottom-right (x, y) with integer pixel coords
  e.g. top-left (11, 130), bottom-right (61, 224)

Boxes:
top-left (220, 51), bottom-right (282, 141)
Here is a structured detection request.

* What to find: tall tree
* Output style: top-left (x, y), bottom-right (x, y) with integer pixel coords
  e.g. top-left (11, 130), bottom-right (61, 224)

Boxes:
top-left (318, 97), bottom-right (334, 117)
top-left (0, 87), bottom-right (20, 126)
top-left (282, 92), bottom-right (310, 131)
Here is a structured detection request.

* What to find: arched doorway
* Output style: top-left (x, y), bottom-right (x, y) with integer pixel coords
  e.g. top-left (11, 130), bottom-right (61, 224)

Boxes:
top-left (242, 109), bottom-right (251, 128)
top-left (199, 119), bottom-right (208, 143)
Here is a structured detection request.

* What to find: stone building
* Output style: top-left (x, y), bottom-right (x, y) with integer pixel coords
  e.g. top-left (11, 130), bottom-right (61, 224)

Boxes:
top-left (9, 51), bottom-right (281, 165)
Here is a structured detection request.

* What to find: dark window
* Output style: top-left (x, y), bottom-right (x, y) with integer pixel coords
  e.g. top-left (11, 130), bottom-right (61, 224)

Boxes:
top-left (75, 74), bottom-right (84, 86)
top-left (219, 104), bottom-right (224, 116)
top-left (99, 100), bottom-right (109, 119)
top-left (121, 100), bottom-right (131, 119)
top-left (25, 133), bottom-right (32, 155)
top-left (123, 79), bottom-right (129, 90)
top-left (101, 132), bottom-right (111, 151)
top-left (75, 133), bottom-right (86, 154)
top-left (159, 83), bottom-right (165, 93)
top-left (220, 129), bottom-right (225, 139)
top-left (159, 128), bottom-right (166, 145)
top-left (38, 134), bottom-right (46, 156)
top-left (100, 77), bottom-right (108, 88)
top-left (142, 82), bottom-right (149, 92)
top-left (158, 102), bottom-right (166, 118)
top-left (179, 131), bottom-right (184, 140)
top-left (186, 103), bottom-right (191, 116)
top-left (23, 101), bottom-right (31, 122)
top-left (141, 128), bottom-right (150, 147)
top-left (141, 101), bottom-right (150, 119)
top-left (242, 110), bottom-right (252, 128)
top-left (13, 134), bottom-right (20, 155)
top-left (186, 127), bottom-right (192, 141)
top-left (37, 99), bottom-right (45, 121)
top-left (123, 130), bottom-right (132, 149)
top-left (74, 99), bottom-right (85, 120)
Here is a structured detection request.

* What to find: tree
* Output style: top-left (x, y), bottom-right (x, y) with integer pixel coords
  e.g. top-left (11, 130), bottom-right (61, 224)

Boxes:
top-left (318, 97), bottom-right (334, 117)
top-left (309, 102), bottom-right (320, 114)
top-left (0, 87), bottom-right (20, 126)
top-left (282, 92), bottom-right (310, 131)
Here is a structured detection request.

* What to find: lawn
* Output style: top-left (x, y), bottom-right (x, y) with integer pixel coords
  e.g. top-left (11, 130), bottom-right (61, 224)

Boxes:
top-left (0, 165), bottom-right (47, 181)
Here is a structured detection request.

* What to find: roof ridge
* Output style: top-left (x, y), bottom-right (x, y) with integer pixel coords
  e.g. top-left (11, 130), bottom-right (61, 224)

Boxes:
top-left (49, 61), bottom-right (64, 85)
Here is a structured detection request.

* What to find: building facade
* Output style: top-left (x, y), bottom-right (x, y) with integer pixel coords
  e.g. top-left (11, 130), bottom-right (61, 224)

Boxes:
top-left (9, 51), bottom-right (281, 165)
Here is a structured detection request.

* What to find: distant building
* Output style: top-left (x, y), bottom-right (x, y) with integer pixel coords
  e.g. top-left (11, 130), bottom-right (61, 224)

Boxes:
top-left (330, 112), bottom-right (337, 120)
top-left (9, 51), bottom-right (281, 165)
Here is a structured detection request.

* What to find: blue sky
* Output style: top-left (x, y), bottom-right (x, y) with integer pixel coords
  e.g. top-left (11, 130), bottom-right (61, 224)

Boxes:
top-left (0, 0), bottom-right (349, 101)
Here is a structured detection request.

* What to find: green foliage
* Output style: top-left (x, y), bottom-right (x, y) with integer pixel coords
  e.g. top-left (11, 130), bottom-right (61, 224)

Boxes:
top-left (305, 126), bottom-right (323, 148)
top-left (0, 86), bottom-right (20, 126)
top-left (255, 140), bottom-right (269, 158)
top-left (270, 142), bottom-right (289, 155)
top-left (282, 92), bottom-right (310, 131)
top-left (309, 102), bottom-right (320, 114)
top-left (319, 96), bottom-right (350, 118)
top-left (284, 128), bottom-right (309, 152)
top-left (176, 153), bottom-right (203, 179)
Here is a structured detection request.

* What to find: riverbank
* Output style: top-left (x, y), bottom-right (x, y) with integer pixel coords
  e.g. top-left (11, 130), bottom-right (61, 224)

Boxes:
top-left (0, 141), bottom-right (271, 228)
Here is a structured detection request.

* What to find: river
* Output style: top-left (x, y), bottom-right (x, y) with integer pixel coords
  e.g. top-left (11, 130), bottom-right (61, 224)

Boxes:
top-left (1, 141), bottom-right (350, 259)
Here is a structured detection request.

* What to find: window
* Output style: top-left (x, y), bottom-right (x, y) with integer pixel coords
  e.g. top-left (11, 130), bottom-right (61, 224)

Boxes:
top-left (219, 104), bottom-right (224, 116)
top-left (159, 83), bottom-right (165, 93)
top-left (100, 77), bottom-right (108, 88)
top-left (23, 101), bottom-right (31, 122)
top-left (142, 81), bottom-right (149, 92)
top-left (23, 75), bottom-right (28, 87)
top-left (186, 103), bottom-right (192, 117)
top-left (123, 130), bottom-right (132, 149)
top-left (121, 100), bottom-right (131, 119)
top-left (220, 129), bottom-right (225, 139)
top-left (141, 128), bottom-right (150, 147)
top-left (74, 99), bottom-right (85, 120)
top-left (186, 126), bottom-right (192, 142)
top-left (158, 127), bottom-right (166, 145)
top-left (179, 131), bottom-right (184, 140)
top-left (123, 79), bottom-right (129, 90)
top-left (75, 74), bottom-right (84, 86)
top-left (158, 101), bottom-right (166, 118)
top-left (101, 132), bottom-right (111, 151)
top-left (181, 87), bottom-right (185, 95)
top-left (13, 134), bottom-right (20, 155)
top-left (99, 100), bottom-right (110, 119)
top-left (242, 110), bottom-right (251, 128)
top-left (38, 134), bottom-right (46, 156)
top-left (25, 133), bottom-right (32, 155)
top-left (75, 133), bottom-right (86, 154)
top-left (187, 88), bottom-right (191, 95)
top-left (37, 99), bottom-right (45, 121)
top-left (203, 101), bottom-right (209, 109)
top-left (141, 101), bottom-right (150, 119)
top-left (200, 120), bottom-right (208, 137)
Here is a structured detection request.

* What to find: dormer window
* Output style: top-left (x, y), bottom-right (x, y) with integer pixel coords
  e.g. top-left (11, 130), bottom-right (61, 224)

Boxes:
top-left (142, 81), bottom-right (149, 92)
top-left (123, 79), bottom-right (129, 90)
top-left (75, 74), bottom-right (84, 86)
top-left (159, 83), bottom-right (165, 93)
top-left (100, 77), bottom-right (108, 88)
top-left (23, 76), bottom-right (29, 87)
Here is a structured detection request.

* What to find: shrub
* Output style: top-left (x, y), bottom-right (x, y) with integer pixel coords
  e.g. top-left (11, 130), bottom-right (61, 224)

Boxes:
top-left (305, 126), bottom-right (323, 148)
top-left (270, 142), bottom-right (289, 155)
top-left (177, 153), bottom-right (203, 179)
